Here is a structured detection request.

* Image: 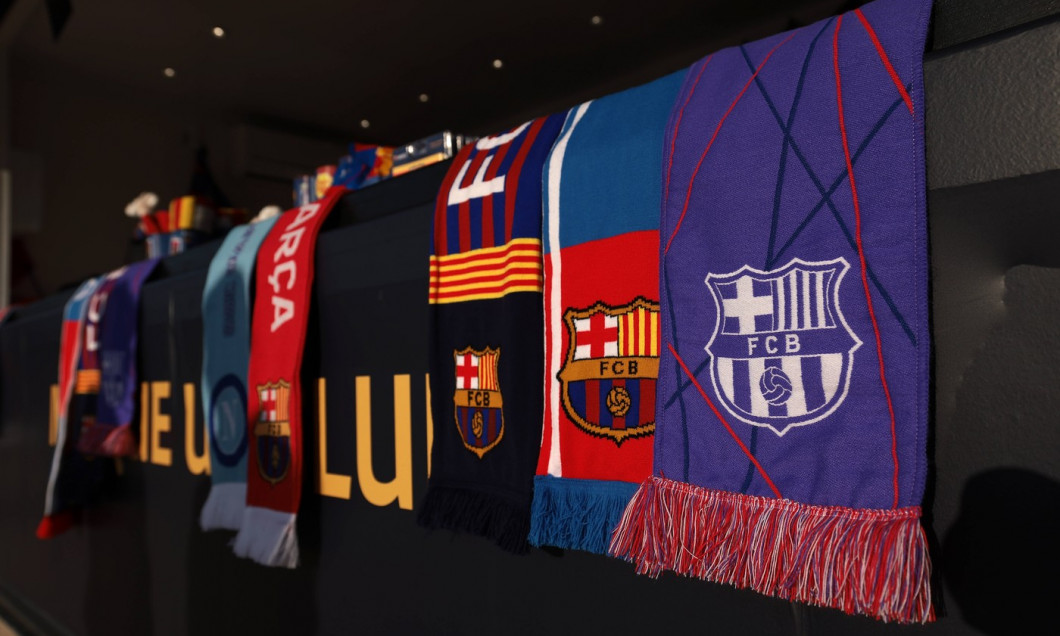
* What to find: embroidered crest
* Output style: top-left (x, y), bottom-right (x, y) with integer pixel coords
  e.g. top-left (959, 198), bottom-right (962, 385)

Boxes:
top-left (210, 374), bottom-right (248, 468)
top-left (255, 380), bottom-right (292, 484)
top-left (100, 350), bottom-right (126, 409)
top-left (704, 258), bottom-right (861, 436)
top-left (558, 298), bottom-right (659, 445)
top-left (453, 347), bottom-right (504, 458)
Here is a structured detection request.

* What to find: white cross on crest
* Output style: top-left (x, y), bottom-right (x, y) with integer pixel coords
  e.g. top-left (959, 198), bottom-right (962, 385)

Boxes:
top-left (722, 276), bottom-right (773, 334)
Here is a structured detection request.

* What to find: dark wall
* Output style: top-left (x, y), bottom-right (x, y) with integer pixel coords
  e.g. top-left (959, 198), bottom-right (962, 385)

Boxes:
top-left (3, 6), bottom-right (1060, 636)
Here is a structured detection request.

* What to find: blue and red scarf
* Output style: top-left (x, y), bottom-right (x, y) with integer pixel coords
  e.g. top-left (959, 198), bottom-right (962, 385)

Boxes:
top-left (530, 73), bottom-right (682, 554)
top-left (38, 277), bottom-right (101, 538)
top-left (418, 115), bottom-right (565, 553)
top-left (610, 0), bottom-right (934, 622)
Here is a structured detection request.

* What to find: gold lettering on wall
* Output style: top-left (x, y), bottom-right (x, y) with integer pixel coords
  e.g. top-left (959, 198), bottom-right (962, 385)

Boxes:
top-left (48, 384), bottom-right (59, 447)
top-left (425, 374), bottom-right (433, 478)
top-left (139, 382), bottom-right (150, 461)
top-left (183, 384), bottom-right (210, 475)
top-left (45, 373), bottom-right (435, 513)
top-left (150, 381), bottom-right (172, 467)
top-left (355, 375), bottom-right (413, 510)
top-left (316, 378), bottom-right (352, 499)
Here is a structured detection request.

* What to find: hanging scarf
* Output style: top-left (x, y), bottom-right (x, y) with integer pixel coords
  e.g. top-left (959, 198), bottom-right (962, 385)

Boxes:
top-left (529, 73), bottom-right (682, 553)
top-left (417, 114), bottom-right (565, 553)
top-left (78, 259), bottom-right (160, 457)
top-left (233, 186), bottom-right (346, 567)
top-left (610, 0), bottom-right (934, 623)
top-left (37, 277), bottom-right (101, 538)
top-left (199, 217), bottom-right (279, 531)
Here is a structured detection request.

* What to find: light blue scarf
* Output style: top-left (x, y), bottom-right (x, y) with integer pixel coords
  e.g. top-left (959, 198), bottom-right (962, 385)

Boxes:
top-left (199, 218), bottom-right (278, 531)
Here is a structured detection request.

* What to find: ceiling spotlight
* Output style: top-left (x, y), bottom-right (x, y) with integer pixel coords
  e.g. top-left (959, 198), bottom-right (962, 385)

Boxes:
top-left (419, 93), bottom-right (429, 103)
top-left (360, 119), bottom-right (370, 129)
top-left (591, 15), bottom-right (603, 26)
top-left (212, 26), bottom-right (226, 38)
top-left (492, 58), bottom-right (503, 69)
top-left (163, 67), bottom-right (176, 78)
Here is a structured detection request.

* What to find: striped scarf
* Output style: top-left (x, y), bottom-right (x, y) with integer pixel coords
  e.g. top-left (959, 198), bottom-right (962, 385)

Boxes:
top-left (418, 114), bottom-right (566, 552)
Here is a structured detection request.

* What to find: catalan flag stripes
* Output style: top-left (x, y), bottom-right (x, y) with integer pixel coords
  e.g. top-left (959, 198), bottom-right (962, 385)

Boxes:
top-left (75, 369), bottom-right (100, 394)
top-left (617, 307), bottom-right (660, 357)
top-left (478, 351), bottom-right (499, 391)
top-left (428, 238), bottom-right (543, 304)
top-left (276, 386), bottom-right (290, 422)
top-left (169, 196), bottom-right (196, 231)
top-left (260, 385), bottom-right (291, 422)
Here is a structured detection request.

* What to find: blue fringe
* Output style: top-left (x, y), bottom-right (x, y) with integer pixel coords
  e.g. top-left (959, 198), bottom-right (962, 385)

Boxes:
top-left (528, 476), bottom-right (639, 555)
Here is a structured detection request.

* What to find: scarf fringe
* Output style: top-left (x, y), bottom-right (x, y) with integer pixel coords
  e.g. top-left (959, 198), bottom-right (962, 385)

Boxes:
top-left (417, 485), bottom-right (530, 554)
top-left (609, 476), bottom-right (934, 624)
top-left (528, 476), bottom-right (638, 554)
top-left (78, 424), bottom-right (136, 457)
top-left (199, 482), bottom-right (247, 532)
top-left (232, 506), bottom-right (299, 568)
top-left (35, 510), bottom-right (76, 539)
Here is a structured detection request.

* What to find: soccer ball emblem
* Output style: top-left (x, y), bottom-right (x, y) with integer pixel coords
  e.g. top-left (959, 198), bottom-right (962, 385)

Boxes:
top-left (606, 386), bottom-right (632, 417)
top-left (758, 366), bottom-right (793, 406)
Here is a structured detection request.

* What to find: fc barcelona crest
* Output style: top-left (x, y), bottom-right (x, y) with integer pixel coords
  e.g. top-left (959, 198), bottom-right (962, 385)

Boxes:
top-left (558, 298), bottom-right (659, 445)
top-left (255, 380), bottom-right (292, 484)
top-left (453, 347), bottom-right (504, 458)
top-left (704, 257), bottom-right (862, 437)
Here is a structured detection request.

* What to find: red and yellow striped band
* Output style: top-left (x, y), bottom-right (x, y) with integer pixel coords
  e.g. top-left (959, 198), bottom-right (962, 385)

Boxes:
top-left (429, 238), bottom-right (542, 304)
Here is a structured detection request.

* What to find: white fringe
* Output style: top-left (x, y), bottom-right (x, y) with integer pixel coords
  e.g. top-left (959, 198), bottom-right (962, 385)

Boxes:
top-left (232, 506), bottom-right (299, 568)
top-left (199, 483), bottom-right (247, 532)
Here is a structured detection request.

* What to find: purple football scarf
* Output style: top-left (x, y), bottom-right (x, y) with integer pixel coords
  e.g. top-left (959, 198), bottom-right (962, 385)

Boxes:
top-left (610, 0), bottom-right (934, 623)
top-left (418, 114), bottom-right (565, 553)
top-left (78, 259), bottom-right (160, 457)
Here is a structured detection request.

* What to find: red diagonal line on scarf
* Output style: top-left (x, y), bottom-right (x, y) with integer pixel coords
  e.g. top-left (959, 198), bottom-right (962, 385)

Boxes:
top-left (834, 15), bottom-right (901, 509)
top-left (663, 33), bottom-right (796, 256)
top-left (663, 54), bottom-right (713, 208)
top-left (854, 8), bottom-right (913, 115)
top-left (667, 343), bottom-right (782, 499)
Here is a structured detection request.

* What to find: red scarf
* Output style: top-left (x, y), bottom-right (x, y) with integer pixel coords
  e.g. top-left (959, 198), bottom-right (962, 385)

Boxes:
top-left (232, 186), bottom-right (345, 567)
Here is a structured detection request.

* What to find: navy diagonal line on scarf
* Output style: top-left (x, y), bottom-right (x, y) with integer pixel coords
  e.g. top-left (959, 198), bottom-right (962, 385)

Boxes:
top-left (746, 18), bottom-right (833, 495)
top-left (767, 96), bottom-right (910, 339)
top-left (738, 44), bottom-right (917, 347)
top-left (662, 94), bottom-right (905, 414)
top-left (766, 18), bottom-right (833, 268)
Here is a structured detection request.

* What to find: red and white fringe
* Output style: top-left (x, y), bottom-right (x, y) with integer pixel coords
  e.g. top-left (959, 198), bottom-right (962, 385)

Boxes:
top-left (609, 476), bottom-right (934, 624)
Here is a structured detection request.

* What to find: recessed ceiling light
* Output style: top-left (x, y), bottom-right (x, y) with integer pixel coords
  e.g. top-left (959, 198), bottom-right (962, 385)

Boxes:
top-left (591, 15), bottom-right (603, 26)
top-left (212, 26), bottom-right (226, 38)
top-left (163, 67), bottom-right (176, 78)
top-left (492, 59), bottom-right (503, 69)
top-left (360, 119), bottom-right (370, 129)
top-left (419, 93), bottom-right (429, 103)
